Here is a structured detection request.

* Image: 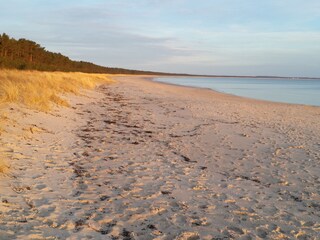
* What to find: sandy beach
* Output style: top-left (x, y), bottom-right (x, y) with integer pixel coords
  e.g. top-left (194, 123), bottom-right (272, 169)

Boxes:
top-left (0, 76), bottom-right (319, 239)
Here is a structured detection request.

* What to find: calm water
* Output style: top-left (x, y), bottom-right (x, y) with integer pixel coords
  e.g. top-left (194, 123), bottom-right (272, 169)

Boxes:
top-left (154, 77), bottom-right (320, 106)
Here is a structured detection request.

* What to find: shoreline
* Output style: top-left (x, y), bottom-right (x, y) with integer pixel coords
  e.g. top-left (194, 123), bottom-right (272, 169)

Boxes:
top-left (0, 75), bottom-right (319, 239)
top-left (152, 76), bottom-right (320, 108)
top-left (142, 75), bottom-right (320, 109)
top-left (156, 75), bottom-right (320, 80)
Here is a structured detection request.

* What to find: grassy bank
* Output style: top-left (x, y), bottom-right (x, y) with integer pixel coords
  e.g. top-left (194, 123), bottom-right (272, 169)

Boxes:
top-left (0, 70), bottom-right (114, 111)
top-left (0, 70), bottom-right (115, 173)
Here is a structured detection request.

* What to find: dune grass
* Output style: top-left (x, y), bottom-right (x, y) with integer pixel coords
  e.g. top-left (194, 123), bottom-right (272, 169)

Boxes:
top-left (0, 70), bottom-right (114, 111)
top-left (0, 70), bottom-right (115, 173)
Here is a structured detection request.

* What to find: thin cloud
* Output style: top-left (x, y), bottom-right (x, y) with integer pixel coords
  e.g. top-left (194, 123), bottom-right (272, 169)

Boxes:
top-left (0, 0), bottom-right (319, 76)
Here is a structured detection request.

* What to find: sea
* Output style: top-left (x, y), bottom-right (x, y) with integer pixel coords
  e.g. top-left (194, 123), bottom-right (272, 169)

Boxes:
top-left (154, 77), bottom-right (320, 107)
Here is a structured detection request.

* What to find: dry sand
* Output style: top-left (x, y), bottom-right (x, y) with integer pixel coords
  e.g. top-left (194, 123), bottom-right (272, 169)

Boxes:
top-left (0, 76), bottom-right (319, 239)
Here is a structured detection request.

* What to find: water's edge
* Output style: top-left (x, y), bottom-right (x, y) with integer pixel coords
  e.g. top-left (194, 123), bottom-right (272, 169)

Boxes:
top-left (153, 77), bottom-right (320, 107)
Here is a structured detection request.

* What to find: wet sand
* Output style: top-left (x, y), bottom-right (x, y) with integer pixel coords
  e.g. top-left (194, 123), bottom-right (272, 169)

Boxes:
top-left (0, 76), bottom-right (319, 239)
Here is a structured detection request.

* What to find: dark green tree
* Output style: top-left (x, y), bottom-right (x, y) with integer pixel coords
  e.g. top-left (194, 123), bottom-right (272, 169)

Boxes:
top-left (0, 33), bottom-right (178, 75)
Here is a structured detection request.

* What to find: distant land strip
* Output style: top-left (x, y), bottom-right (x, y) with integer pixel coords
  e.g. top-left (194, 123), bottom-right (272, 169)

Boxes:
top-left (0, 33), bottom-right (319, 79)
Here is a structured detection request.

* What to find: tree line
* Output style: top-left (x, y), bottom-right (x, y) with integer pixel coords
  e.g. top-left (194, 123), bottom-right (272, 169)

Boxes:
top-left (0, 33), bottom-right (171, 75)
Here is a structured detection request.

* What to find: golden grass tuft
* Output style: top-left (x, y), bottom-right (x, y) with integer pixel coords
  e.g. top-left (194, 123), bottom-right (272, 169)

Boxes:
top-left (0, 69), bottom-right (114, 111)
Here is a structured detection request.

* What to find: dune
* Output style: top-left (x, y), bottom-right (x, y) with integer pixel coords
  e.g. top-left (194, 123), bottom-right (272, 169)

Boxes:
top-left (0, 75), bottom-right (319, 239)
top-left (0, 70), bottom-right (114, 111)
top-left (0, 70), bottom-right (114, 173)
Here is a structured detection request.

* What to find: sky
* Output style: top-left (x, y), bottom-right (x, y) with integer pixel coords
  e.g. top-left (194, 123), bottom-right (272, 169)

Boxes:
top-left (1, 0), bottom-right (320, 77)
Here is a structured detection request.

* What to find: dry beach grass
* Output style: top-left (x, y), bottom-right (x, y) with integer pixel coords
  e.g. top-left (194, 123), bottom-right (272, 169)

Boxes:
top-left (0, 70), bottom-right (114, 111)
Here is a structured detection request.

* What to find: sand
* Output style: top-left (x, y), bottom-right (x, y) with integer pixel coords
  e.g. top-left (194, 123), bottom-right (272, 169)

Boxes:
top-left (0, 76), bottom-right (319, 239)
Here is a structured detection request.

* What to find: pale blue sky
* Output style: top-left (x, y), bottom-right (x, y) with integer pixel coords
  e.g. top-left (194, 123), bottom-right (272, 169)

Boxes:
top-left (1, 0), bottom-right (320, 77)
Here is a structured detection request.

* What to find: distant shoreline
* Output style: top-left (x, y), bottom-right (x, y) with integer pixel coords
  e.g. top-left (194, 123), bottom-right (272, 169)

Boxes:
top-left (158, 74), bottom-right (320, 80)
top-left (151, 75), bottom-right (320, 107)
